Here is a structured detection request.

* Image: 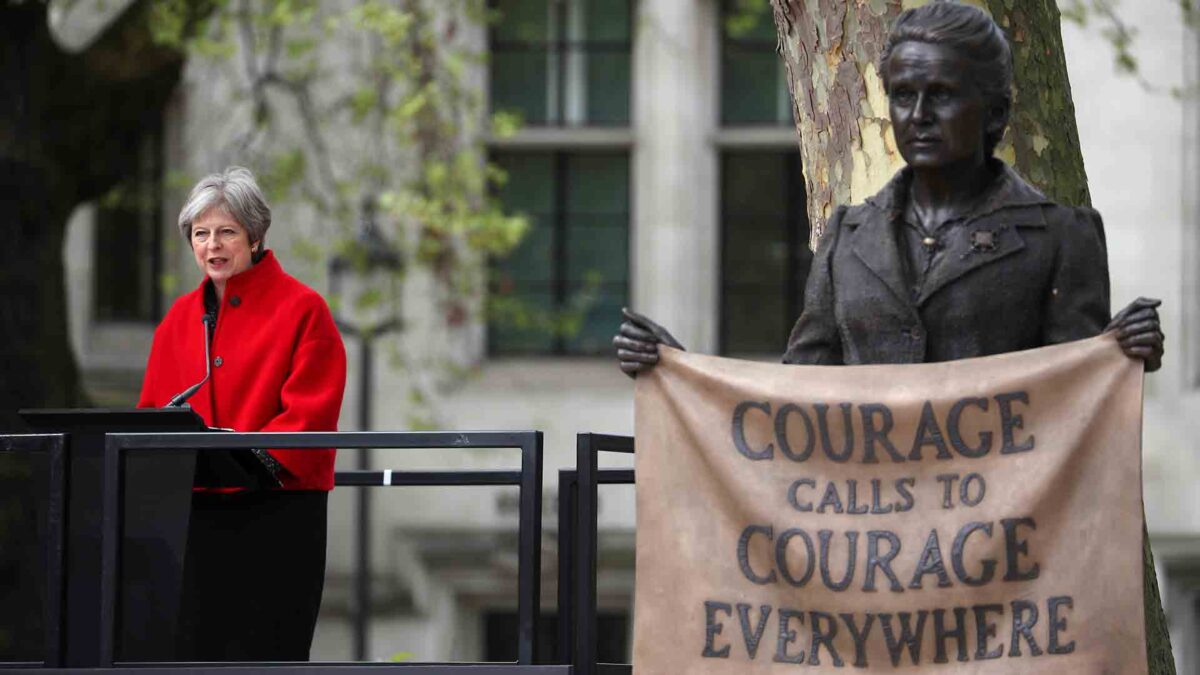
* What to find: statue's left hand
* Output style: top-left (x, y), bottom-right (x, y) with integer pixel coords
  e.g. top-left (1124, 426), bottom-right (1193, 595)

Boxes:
top-left (1106, 297), bottom-right (1164, 372)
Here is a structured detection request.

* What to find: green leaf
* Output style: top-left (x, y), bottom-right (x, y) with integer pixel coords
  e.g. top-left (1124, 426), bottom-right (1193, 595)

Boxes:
top-left (490, 110), bottom-right (523, 138)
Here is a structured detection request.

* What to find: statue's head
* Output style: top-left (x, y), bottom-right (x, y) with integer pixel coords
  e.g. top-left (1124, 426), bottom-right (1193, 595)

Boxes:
top-left (879, 1), bottom-right (1013, 167)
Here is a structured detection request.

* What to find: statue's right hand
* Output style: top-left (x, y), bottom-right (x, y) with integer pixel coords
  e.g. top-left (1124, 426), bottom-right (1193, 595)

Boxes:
top-left (614, 308), bottom-right (685, 378)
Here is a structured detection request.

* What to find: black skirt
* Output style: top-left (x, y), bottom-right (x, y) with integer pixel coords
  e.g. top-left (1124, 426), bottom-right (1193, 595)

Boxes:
top-left (175, 490), bottom-right (328, 661)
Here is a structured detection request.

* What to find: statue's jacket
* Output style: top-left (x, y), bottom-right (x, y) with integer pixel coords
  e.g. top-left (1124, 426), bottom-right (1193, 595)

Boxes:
top-left (783, 162), bottom-right (1112, 366)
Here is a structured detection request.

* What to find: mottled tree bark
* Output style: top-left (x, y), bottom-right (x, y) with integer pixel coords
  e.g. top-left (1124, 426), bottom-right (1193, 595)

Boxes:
top-left (773, 0), bottom-right (901, 244)
top-left (981, 0), bottom-right (1091, 208)
top-left (771, 1), bottom-right (1173, 671)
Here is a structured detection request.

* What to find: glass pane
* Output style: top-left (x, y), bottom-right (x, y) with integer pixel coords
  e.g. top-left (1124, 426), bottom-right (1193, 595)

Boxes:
top-left (491, 152), bottom-right (556, 354)
top-left (722, 3), bottom-right (777, 42)
top-left (565, 214), bottom-right (626, 285)
top-left (584, 0), bottom-right (630, 42)
top-left (723, 287), bottom-right (787, 353)
top-left (723, 152), bottom-right (787, 217)
top-left (0, 453), bottom-right (47, 661)
top-left (490, 288), bottom-right (557, 354)
top-left (566, 154), bottom-right (628, 213)
top-left (493, 153), bottom-right (554, 284)
top-left (495, 152), bottom-right (554, 214)
top-left (491, 0), bottom-right (632, 127)
top-left (724, 216), bottom-right (788, 286)
top-left (564, 282), bottom-right (626, 355)
top-left (491, 51), bottom-right (550, 125)
top-left (562, 153), bottom-right (628, 354)
top-left (499, 214), bottom-right (555, 284)
top-left (566, 154), bottom-right (629, 284)
top-left (490, 151), bottom-right (630, 356)
top-left (492, 0), bottom-right (552, 124)
top-left (722, 48), bottom-right (785, 125)
top-left (721, 151), bottom-right (808, 354)
top-left (585, 50), bottom-right (631, 124)
top-left (494, 0), bottom-right (550, 43)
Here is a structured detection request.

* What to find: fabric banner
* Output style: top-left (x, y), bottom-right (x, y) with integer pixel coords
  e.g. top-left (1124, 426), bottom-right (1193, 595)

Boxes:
top-left (633, 335), bottom-right (1145, 674)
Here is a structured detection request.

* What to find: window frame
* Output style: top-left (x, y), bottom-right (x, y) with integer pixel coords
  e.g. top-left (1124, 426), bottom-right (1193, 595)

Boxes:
top-left (487, 148), bottom-right (632, 357)
top-left (488, 0), bottom-right (636, 128)
top-left (717, 0), bottom-right (793, 127)
top-left (716, 149), bottom-right (810, 356)
top-left (715, 1), bottom-right (810, 357)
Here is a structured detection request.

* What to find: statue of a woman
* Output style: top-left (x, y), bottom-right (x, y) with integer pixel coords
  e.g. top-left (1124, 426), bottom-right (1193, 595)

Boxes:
top-left (614, 1), bottom-right (1163, 373)
top-left (614, 2), bottom-right (1169, 668)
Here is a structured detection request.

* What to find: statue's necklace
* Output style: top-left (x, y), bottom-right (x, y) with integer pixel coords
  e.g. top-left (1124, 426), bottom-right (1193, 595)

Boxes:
top-left (905, 202), bottom-right (947, 251)
top-left (906, 184), bottom-right (989, 248)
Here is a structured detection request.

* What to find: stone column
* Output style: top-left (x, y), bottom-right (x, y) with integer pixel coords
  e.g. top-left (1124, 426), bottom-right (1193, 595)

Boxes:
top-left (632, 0), bottom-right (720, 353)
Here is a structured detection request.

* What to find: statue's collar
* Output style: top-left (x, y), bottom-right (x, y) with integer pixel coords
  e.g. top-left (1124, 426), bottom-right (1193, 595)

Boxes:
top-left (863, 159), bottom-right (1052, 224)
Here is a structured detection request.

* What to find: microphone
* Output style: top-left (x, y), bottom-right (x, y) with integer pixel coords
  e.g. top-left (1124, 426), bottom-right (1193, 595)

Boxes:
top-left (167, 314), bottom-right (215, 408)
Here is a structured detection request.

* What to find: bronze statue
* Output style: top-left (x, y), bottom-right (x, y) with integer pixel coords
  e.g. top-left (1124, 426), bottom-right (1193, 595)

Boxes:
top-left (615, 1), bottom-right (1163, 375)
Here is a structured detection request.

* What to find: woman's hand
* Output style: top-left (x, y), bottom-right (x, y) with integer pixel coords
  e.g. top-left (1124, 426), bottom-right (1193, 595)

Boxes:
top-left (613, 308), bottom-right (685, 378)
top-left (1106, 297), bottom-right (1164, 372)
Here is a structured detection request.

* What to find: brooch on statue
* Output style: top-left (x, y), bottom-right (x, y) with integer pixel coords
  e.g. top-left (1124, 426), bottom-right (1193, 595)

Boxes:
top-left (969, 229), bottom-right (999, 254)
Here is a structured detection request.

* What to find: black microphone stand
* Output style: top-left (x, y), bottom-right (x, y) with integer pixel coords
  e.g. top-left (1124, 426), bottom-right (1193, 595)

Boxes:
top-left (167, 315), bottom-right (214, 408)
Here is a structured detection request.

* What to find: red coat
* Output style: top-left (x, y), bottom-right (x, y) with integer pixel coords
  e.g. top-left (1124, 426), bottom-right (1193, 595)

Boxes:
top-left (138, 251), bottom-right (347, 490)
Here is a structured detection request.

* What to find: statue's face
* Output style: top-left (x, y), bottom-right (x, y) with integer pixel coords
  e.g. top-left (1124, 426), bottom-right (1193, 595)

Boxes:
top-left (886, 41), bottom-right (993, 170)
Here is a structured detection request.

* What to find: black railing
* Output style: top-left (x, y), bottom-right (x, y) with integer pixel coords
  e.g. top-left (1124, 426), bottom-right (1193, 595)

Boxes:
top-left (94, 431), bottom-right (546, 672)
top-left (0, 434), bottom-right (66, 669)
top-left (0, 429), bottom-right (643, 673)
top-left (557, 434), bottom-right (633, 675)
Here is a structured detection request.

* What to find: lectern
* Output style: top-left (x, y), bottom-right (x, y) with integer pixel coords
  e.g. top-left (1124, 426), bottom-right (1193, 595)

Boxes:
top-left (19, 408), bottom-right (203, 666)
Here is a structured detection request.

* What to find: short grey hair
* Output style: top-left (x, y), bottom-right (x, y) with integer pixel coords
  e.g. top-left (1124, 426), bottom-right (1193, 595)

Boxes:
top-left (178, 166), bottom-right (272, 255)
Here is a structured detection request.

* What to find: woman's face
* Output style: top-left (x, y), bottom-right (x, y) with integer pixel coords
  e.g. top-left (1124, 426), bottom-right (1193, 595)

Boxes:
top-left (190, 209), bottom-right (255, 289)
top-left (886, 41), bottom-right (993, 171)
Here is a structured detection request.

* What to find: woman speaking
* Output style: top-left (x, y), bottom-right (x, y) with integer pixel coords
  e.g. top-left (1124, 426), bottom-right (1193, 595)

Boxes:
top-left (138, 166), bottom-right (346, 661)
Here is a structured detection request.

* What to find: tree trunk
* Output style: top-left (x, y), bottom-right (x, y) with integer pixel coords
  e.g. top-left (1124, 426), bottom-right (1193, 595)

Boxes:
top-left (771, 1), bottom-right (1174, 671)
top-left (0, 1), bottom-right (199, 656)
top-left (0, 1), bottom-right (190, 430)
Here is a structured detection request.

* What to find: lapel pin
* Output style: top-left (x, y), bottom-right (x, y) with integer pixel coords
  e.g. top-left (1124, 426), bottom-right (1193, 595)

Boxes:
top-left (969, 229), bottom-right (998, 253)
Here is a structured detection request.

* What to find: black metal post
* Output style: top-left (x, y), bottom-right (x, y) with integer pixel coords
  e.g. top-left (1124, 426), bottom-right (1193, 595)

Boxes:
top-left (98, 436), bottom-right (124, 667)
top-left (572, 435), bottom-right (598, 675)
top-left (43, 435), bottom-right (67, 668)
top-left (355, 337), bottom-right (373, 661)
top-left (516, 433), bottom-right (544, 665)
top-left (555, 471), bottom-right (576, 666)
top-left (570, 434), bottom-right (634, 675)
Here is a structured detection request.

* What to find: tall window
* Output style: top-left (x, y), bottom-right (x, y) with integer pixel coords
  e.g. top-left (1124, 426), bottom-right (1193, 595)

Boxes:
top-left (488, 0), bottom-right (633, 356)
top-left (490, 0), bottom-right (633, 126)
top-left (720, 151), bottom-right (808, 353)
top-left (93, 125), bottom-right (163, 322)
top-left (720, 1), bottom-right (791, 126)
top-left (718, 5), bottom-right (809, 354)
top-left (490, 151), bottom-right (629, 355)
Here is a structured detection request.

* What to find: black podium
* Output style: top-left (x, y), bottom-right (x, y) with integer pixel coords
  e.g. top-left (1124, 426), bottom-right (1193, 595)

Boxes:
top-left (20, 408), bottom-right (205, 666)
